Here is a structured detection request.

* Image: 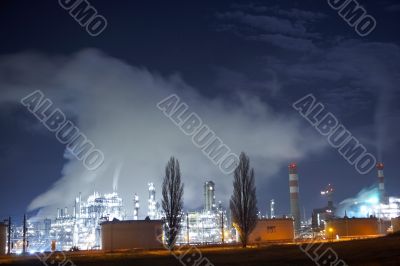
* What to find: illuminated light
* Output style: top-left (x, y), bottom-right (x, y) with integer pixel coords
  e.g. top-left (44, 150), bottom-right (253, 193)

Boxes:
top-left (367, 197), bottom-right (379, 205)
top-left (360, 205), bottom-right (368, 215)
top-left (376, 163), bottom-right (384, 170)
top-left (328, 228), bottom-right (333, 233)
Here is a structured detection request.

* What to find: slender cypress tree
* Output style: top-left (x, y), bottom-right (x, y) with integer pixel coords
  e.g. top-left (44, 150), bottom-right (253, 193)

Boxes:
top-left (162, 156), bottom-right (184, 248)
top-left (230, 152), bottom-right (258, 247)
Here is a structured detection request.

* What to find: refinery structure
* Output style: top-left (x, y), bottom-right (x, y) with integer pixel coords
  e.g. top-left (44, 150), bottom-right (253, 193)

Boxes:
top-left (2, 162), bottom-right (400, 253)
top-left (7, 180), bottom-right (230, 252)
top-left (11, 192), bottom-right (126, 252)
top-left (176, 180), bottom-right (229, 244)
top-left (355, 163), bottom-right (400, 220)
top-left (312, 162), bottom-right (400, 233)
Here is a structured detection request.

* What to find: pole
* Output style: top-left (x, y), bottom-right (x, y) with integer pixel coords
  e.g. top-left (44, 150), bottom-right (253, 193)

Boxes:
top-left (22, 215), bottom-right (26, 254)
top-left (186, 213), bottom-right (189, 245)
top-left (221, 212), bottom-right (224, 244)
top-left (7, 217), bottom-right (11, 255)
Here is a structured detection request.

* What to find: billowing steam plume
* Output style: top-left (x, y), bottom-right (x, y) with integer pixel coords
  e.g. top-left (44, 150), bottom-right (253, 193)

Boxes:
top-left (0, 49), bottom-right (325, 219)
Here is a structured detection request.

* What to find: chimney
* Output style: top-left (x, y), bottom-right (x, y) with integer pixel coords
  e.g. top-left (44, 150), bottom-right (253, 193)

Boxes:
top-left (289, 163), bottom-right (301, 232)
top-left (204, 181), bottom-right (216, 211)
top-left (270, 199), bottom-right (275, 218)
top-left (376, 162), bottom-right (385, 203)
top-left (133, 193), bottom-right (139, 220)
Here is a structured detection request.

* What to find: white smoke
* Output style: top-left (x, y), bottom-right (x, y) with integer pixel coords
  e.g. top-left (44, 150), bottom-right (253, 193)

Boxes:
top-left (0, 49), bottom-right (326, 219)
top-left (336, 185), bottom-right (379, 218)
top-left (112, 162), bottom-right (124, 192)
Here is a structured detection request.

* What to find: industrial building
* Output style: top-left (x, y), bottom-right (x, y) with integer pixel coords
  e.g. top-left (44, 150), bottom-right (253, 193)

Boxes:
top-left (335, 163), bottom-right (400, 220)
top-left (325, 217), bottom-right (389, 239)
top-left (0, 222), bottom-right (6, 255)
top-left (101, 220), bottom-right (163, 251)
top-left (49, 191), bottom-right (126, 250)
top-left (177, 181), bottom-right (230, 244)
top-left (392, 217), bottom-right (400, 233)
top-left (248, 218), bottom-right (294, 244)
top-left (6, 180), bottom-right (229, 252)
top-left (177, 210), bottom-right (228, 244)
top-left (312, 184), bottom-right (336, 231)
top-left (9, 191), bottom-right (127, 252)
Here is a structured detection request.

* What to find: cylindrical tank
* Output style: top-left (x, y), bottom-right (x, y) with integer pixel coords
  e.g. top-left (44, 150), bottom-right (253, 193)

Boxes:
top-left (0, 223), bottom-right (7, 255)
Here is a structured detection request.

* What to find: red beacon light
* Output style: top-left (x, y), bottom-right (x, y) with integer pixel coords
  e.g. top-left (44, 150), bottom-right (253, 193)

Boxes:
top-left (376, 163), bottom-right (384, 170)
top-left (288, 163), bottom-right (297, 169)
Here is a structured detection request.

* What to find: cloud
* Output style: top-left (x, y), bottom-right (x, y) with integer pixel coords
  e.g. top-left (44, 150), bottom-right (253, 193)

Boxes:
top-left (384, 4), bottom-right (400, 12)
top-left (216, 11), bottom-right (314, 38)
top-left (275, 8), bottom-right (326, 21)
top-left (0, 49), bottom-right (326, 219)
top-left (248, 33), bottom-right (317, 52)
top-left (259, 40), bottom-right (400, 158)
top-left (216, 2), bottom-right (400, 157)
top-left (215, 5), bottom-right (325, 52)
top-left (230, 4), bottom-right (326, 21)
top-left (211, 66), bottom-right (281, 96)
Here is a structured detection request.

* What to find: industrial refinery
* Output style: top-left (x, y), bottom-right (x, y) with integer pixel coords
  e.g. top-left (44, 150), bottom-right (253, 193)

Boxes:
top-left (3, 180), bottom-right (230, 252)
top-left (1, 162), bottom-right (400, 254)
top-left (312, 162), bottom-right (400, 236)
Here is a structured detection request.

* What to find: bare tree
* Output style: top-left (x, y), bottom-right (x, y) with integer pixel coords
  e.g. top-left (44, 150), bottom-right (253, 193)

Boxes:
top-left (162, 156), bottom-right (184, 249)
top-left (230, 152), bottom-right (258, 248)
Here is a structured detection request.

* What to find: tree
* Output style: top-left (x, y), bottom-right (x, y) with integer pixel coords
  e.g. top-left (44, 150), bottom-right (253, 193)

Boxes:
top-left (162, 156), bottom-right (184, 249)
top-left (229, 152), bottom-right (258, 248)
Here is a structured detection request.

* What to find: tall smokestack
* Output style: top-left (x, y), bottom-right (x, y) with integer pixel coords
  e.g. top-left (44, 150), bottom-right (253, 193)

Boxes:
top-left (204, 181), bottom-right (216, 211)
top-left (376, 162), bottom-right (385, 203)
top-left (148, 183), bottom-right (156, 219)
top-left (289, 163), bottom-right (301, 231)
top-left (22, 214), bottom-right (27, 254)
top-left (270, 199), bottom-right (275, 218)
top-left (133, 193), bottom-right (139, 220)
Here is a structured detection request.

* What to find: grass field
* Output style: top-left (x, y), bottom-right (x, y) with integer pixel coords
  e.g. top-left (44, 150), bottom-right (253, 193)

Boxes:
top-left (1, 234), bottom-right (399, 266)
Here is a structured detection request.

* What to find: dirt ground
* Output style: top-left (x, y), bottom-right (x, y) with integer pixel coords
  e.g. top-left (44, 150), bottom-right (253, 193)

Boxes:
top-left (1, 234), bottom-right (399, 266)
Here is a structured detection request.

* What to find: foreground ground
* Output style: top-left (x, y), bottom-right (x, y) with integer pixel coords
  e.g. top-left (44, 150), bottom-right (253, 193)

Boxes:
top-left (1, 234), bottom-right (399, 266)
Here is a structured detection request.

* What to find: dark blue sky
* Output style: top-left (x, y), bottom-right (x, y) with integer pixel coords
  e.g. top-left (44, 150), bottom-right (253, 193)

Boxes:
top-left (1, 0), bottom-right (400, 223)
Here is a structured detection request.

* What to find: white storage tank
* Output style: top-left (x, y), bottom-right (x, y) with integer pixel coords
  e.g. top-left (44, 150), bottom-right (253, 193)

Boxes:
top-left (0, 223), bottom-right (6, 255)
top-left (101, 220), bottom-right (163, 251)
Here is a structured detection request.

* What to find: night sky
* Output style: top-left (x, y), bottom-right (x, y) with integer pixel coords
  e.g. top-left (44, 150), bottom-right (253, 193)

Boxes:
top-left (0, 0), bottom-right (399, 223)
